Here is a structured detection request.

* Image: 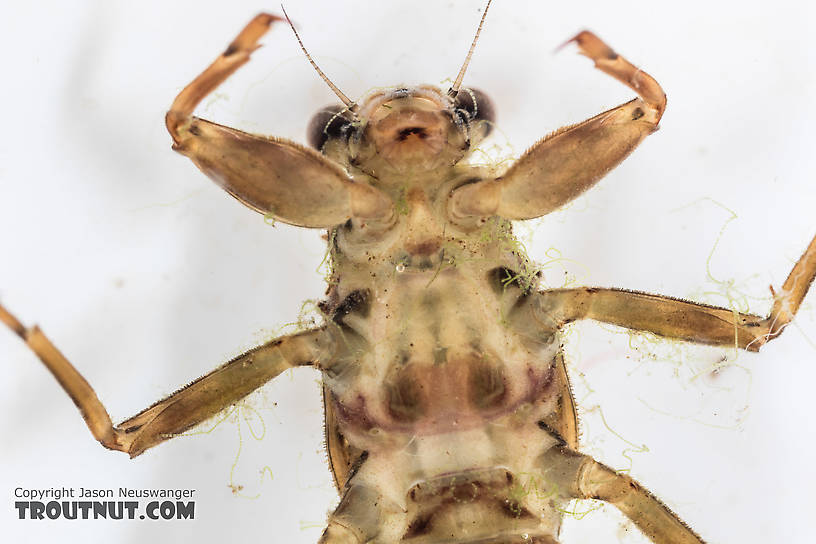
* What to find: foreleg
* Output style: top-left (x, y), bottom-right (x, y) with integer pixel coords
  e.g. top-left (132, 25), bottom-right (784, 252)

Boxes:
top-left (166, 14), bottom-right (392, 228)
top-left (449, 31), bottom-right (665, 222)
top-left (1, 303), bottom-right (328, 457)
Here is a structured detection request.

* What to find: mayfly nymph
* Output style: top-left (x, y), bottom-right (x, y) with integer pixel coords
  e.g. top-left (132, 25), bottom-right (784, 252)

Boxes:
top-left (3, 3), bottom-right (814, 543)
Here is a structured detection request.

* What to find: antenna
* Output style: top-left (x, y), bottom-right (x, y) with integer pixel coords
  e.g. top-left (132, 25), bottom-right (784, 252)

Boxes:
top-left (281, 5), bottom-right (359, 114)
top-left (448, 0), bottom-right (493, 98)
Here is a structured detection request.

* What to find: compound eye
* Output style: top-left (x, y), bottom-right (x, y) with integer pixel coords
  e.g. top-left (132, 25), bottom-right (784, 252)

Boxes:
top-left (307, 105), bottom-right (354, 150)
top-left (453, 88), bottom-right (496, 137)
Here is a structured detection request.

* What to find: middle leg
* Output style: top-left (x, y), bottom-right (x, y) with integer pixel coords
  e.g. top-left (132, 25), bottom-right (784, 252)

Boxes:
top-left (1, 302), bottom-right (329, 457)
top-left (533, 230), bottom-right (816, 351)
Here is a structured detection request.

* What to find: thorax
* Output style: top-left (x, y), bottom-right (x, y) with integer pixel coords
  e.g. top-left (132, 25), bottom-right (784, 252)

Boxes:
top-left (320, 165), bottom-right (560, 455)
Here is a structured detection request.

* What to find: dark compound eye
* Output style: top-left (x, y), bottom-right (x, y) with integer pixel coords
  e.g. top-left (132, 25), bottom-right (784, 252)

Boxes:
top-left (453, 88), bottom-right (495, 138)
top-left (307, 105), bottom-right (355, 150)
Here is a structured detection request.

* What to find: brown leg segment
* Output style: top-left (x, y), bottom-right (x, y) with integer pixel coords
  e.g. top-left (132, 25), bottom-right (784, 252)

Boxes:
top-left (449, 31), bottom-right (665, 222)
top-left (165, 14), bottom-right (392, 228)
top-left (539, 446), bottom-right (705, 544)
top-left (566, 30), bottom-right (666, 121)
top-left (538, 350), bottom-right (579, 450)
top-left (1, 302), bottom-right (326, 457)
top-left (165, 13), bottom-right (282, 142)
top-left (768, 232), bottom-right (816, 336)
top-left (319, 484), bottom-right (403, 544)
top-left (535, 232), bottom-right (816, 351)
top-left (579, 457), bottom-right (705, 544)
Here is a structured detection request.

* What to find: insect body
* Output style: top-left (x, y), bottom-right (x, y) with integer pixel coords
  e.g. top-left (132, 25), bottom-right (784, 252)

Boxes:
top-left (2, 5), bottom-right (815, 544)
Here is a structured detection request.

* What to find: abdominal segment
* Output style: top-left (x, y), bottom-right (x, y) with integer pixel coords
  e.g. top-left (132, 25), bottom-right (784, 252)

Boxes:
top-left (402, 468), bottom-right (564, 544)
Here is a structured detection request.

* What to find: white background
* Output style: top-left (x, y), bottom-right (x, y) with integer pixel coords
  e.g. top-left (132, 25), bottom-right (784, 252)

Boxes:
top-left (1, 1), bottom-right (814, 543)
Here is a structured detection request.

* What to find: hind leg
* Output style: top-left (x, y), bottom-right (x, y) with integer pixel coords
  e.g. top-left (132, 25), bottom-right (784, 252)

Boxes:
top-left (539, 446), bottom-right (705, 544)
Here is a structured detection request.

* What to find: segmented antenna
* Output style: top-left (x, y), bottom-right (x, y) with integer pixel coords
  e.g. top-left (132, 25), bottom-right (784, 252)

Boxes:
top-left (281, 5), bottom-right (359, 114)
top-left (448, 0), bottom-right (493, 98)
